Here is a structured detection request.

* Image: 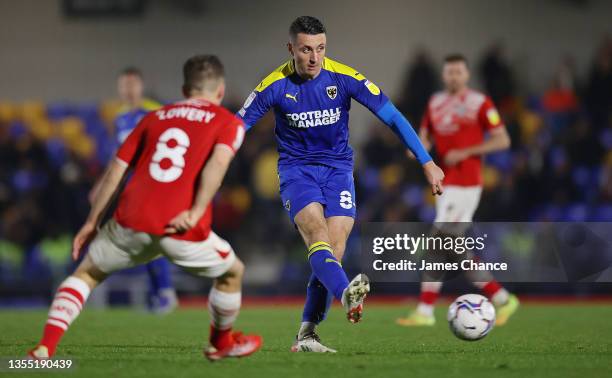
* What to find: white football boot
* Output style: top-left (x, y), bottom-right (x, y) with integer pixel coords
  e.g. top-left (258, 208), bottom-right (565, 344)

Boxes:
top-left (290, 332), bottom-right (337, 353)
top-left (27, 345), bottom-right (50, 359)
top-left (342, 274), bottom-right (370, 324)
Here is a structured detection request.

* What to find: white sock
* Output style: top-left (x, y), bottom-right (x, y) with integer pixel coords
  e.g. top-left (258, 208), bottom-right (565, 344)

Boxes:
top-left (208, 288), bottom-right (241, 330)
top-left (47, 276), bottom-right (91, 331)
top-left (491, 289), bottom-right (510, 307)
top-left (422, 281), bottom-right (443, 292)
top-left (298, 322), bottom-right (316, 339)
top-left (416, 303), bottom-right (434, 317)
top-left (416, 281), bottom-right (442, 317)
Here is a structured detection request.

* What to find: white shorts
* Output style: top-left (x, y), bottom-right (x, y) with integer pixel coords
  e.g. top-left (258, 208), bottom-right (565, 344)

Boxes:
top-left (434, 185), bottom-right (482, 234)
top-left (88, 219), bottom-right (237, 278)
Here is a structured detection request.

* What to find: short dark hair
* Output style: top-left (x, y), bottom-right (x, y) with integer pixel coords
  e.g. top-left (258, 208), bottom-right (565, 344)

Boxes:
top-left (289, 16), bottom-right (326, 40)
top-left (444, 53), bottom-right (468, 66)
top-left (182, 54), bottom-right (224, 94)
top-left (119, 66), bottom-right (143, 79)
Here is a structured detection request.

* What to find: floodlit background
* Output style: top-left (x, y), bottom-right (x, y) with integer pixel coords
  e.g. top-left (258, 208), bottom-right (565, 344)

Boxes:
top-left (0, 0), bottom-right (611, 307)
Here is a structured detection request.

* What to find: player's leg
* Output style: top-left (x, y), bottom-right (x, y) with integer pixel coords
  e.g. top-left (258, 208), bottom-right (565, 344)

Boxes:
top-left (206, 258), bottom-right (250, 360)
top-left (293, 204), bottom-right (367, 352)
top-left (463, 252), bottom-right (519, 326)
top-left (283, 166), bottom-right (368, 352)
top-left (327, 216), bottom-right (354, 261)
top-left (456, 186), bottom-right (519, 325)
top-left (295, 203), bottom-right (349, 302)
top-left (280, 167), bottom-right (340, 352)
top-left (145, 258), bottom-right (178, 315)
top-left (470, 277), bottom-right (519, 325)
top-left (295, 202), bottom-right (368, 321)
top-left (397, 186), bottom-right (461, 326)
top-left (29, 254), bottom-right (107, 359)
top-left (320, 167), bottom-right (369, 323)
top-left (295, 216), bottom-right (352, 345)
top-left (280, 166), bottom-right (342, 291)
top-left (299, 215), bottom-right (354, 335)
top-left (159, 232), bottom-right (262, 361)
top-left (29, 220), bottom-right (153, 358)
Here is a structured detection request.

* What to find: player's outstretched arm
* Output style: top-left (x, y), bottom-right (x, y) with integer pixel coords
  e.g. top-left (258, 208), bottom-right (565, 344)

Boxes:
top-left (406, 127), bottom-right (432, 160)
top-left (72, 158), bottom-right (129, 260)
top-left (375, 101), bottom-right (444, 195)
top-left (164, 145), bottom-right (235, 234)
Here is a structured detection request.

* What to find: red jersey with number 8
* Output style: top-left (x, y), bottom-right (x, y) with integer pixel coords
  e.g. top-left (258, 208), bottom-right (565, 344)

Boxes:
top-left (421, 89), bottom-right (503, 186)
top-left (114, 99), bottom-right (245, 241)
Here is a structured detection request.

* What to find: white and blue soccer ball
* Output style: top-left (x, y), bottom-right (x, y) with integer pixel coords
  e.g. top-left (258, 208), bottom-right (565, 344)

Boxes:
top-left (447, 294), bottom-right (496, 341)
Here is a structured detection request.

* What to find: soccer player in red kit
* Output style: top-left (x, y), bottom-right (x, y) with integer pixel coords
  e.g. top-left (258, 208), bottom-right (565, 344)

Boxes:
top-left (28, 55), bottom-right (262, 361)
top-left (396, 54), bottom-right (519, 327)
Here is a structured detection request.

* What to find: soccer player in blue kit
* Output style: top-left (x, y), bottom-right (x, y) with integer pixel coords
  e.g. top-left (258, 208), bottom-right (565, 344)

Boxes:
top-left (91, 68), bottom-right (178, 314)
top-left (238, 16), bottom-right (445, 352)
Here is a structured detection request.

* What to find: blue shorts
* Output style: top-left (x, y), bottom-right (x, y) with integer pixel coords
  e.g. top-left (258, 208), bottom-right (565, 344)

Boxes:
top-left (279, 164), bottom-right (356, 222)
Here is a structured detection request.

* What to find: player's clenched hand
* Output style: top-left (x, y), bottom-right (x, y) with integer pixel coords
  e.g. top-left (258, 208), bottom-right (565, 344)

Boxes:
top-left (423, 161), bottom-right (444, 196)
top-left (444, 149), bottom-right (470, 166)
top-left (165, 210), bottom-right (198, 234)
top-left (72, 222), bottom-right (97, 261)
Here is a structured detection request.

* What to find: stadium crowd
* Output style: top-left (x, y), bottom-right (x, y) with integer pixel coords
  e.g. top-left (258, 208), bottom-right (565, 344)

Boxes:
top-left (1, 38), bottom-right (610, 299)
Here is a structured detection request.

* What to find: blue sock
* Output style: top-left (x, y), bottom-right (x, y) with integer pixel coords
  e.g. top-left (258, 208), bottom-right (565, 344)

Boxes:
top-left (302, 274), bottom-right (334, 323)
top-left (307, 242), bottom-right (349, 300)
top-left (146, 258), bottom-right (173, 293)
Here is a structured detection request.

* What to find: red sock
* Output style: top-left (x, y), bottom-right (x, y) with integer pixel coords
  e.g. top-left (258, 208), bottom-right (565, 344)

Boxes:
top-left (209, 325), bottom-right (233, 350)
top-left (39, 324), bottom-right (65, 356)
top-left (481, 280), bottom-right (502, 299)
top-left (36, 276), bottom-right (90, 357)
top-left (420, 291), bottom-right (439, 305)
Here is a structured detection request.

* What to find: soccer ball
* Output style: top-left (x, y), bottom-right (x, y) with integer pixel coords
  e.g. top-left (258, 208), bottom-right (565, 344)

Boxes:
top-left (447, 294), bottom-right (496, 341)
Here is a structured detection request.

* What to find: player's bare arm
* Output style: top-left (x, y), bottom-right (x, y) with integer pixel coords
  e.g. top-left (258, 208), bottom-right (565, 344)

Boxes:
top-left (165, 145), bottom-right (235, 234)
top-left (444, 126), bottom-right (510, 166)
top-left (72, 158), bottom-right (129, 260)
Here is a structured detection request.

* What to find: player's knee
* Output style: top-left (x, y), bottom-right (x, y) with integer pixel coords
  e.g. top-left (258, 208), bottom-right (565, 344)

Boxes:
top-left (214, 258), bottom-right (244, 291)
top-left (73, 257), bottom-right (108, 290)
top-left (218, 258), bottom-right (244, 283)
top-left (229, 258), bottom-right (245, 279)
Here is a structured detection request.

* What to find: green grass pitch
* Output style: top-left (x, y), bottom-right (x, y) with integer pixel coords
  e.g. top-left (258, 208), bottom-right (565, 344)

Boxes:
top-left (1, 304), bottom-right (611, 378)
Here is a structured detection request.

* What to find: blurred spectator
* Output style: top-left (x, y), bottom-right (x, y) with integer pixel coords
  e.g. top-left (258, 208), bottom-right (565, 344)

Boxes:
top-left (542, 57), bottom-right (580, 136)
top-left (542, 57), bottom-right (579, 114)
top-left (585, 36), bottom-right (612, 132)
top-left (2, 40), bottom-right (612, 299)
top-left (396, 49), bottom-right (439, 122)
top-left (479, 42), bottom-right (516, 107)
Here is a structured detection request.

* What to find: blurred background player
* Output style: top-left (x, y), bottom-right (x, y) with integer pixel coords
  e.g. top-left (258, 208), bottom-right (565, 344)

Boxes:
top-left (28, 55), bottom-right (261, 361)
top-left (396, 54), bottom-right (519, 327)
top-left (91, 67), bottom-right (178, 314)
top-left (237, 16), bottom-right (445, 353)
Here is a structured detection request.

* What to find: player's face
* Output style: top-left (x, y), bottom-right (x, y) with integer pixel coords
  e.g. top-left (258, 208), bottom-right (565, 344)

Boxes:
top-left (117, 74), bottom-right (144, 105)
top-left (442, 61), bottom-right (470, 93)
top-left (288, 33), bottom-right (326, 79)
